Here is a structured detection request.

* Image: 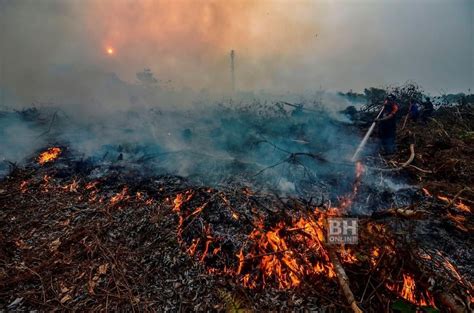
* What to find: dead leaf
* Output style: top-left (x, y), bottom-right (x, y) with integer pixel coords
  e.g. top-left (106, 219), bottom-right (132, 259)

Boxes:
top-left (59, 282), bottom-right (69, 293)
top-left (88, 280), bottom-right (96, 294)
top-left (59, 219), bottom-right (70, 226)
top-left (60, 294), bottom-right (72, 304)
top-left (98, 263), bottom-right (109, 275)
top-left (15, 239), bottom-right (31, 250)
top-left (132, 296), bottom-right (140, 304)
top-left (49, 238), bottom-right (61, 252)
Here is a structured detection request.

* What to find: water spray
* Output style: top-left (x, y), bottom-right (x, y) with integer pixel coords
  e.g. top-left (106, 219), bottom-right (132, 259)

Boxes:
top-left (350, 106), bottom-right (384, 162)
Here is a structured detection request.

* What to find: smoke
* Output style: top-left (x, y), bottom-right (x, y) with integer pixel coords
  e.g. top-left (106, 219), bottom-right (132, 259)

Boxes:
top-left (1, 0), bottom-right (472, 105)
top-left (0, 110), bottom-right (47, 176)
top-left (0, 0), bottom-right (466, 209)
top-left (0, 87), bottom-right (368, 198)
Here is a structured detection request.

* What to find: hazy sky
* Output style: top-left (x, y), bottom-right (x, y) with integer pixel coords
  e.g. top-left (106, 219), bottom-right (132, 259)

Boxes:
top-left (0, 0), bottom-right (472, 97)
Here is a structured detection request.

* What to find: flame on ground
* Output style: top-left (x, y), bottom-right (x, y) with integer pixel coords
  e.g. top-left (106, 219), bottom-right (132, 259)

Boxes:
top-left (455, 201), bottom-right (471, 213)
top-left (110, 187), bottom-right (129, 205)
top-left (437, 194), bottom-right (472, 213)
top-left (370, 247), bottom-right (380, 267)
top-left (62, 179), bottom-right (79, 193)
top-left (169, 162), bottom-right (369, 289)
top-left (386, 273), bottom-right (436, 307)
top-left (38, 147), bottom-right (62, 165)
top-left (171, 191), bottom-right (340, 289)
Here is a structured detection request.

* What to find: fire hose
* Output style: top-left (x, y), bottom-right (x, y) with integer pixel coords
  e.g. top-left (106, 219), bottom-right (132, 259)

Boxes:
top-left (365, 143), bottom-right (416, 172)
top-left (350, 106), bottom-right (419, 172)
top-left (351, 107), bottom-right (385, 162)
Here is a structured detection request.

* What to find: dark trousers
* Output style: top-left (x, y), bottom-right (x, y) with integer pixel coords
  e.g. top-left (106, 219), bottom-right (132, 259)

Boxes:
top-left (380, 136), bottom-right (396, 155)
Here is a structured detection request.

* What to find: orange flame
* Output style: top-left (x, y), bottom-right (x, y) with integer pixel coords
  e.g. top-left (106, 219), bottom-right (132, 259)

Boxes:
top-left (437, 194), bottom-right (471, 213)
top-left (110, 187), bottom-right (129, 205)
top-left (62, 179), bottom-right (79, 192)
top-left (173, 191), bottom-right (194, 212)
top-left (85, 181), bottom-right (99, 190)
top-left (370, 247), bottom-right (380, 267)
top-left (400, 274), bottom-right (417, 303)
top-left (340, 246), bottom-right (358, 264)
top-left (172, 162), bottom-right (366, 290)
top-left (240, 212), bottom-right (337, 289)
top-left (387, 273), bottom-right (436, 307)
top-left (455, 201), bottom-right (471, 213)
top-left (38, 147), bottom-right (61, 165)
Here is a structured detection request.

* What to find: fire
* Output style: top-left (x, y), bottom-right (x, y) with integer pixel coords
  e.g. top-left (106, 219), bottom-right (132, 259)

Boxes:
top-left (370, 247), bottom-right (380, 266)
top-left (187, 238), bottom-right (200, 256)
top-left (38, 147), bottom-right (61, 165)
top-left (62, 179), bottom-right (79, 192)
top-left (106, 47), bottom-right (114, 55)
top-left (239, 213), bottom-right (337, 289)
top-left (455, 201), bottom-right (471, 213)
top-left (334, 161), bottom-right (365, 213)
top-left (339, 246), bottom-right (358, 264)
top-left (236, 248), bottom-right (245, 274)
top-left (400, 274), bottom-right (417, 303)
top-left (110, 187), bottom-right (129, 205)
top-left (42, 175), bottom-right (51, 192)
top-left (437, 194), bottom-right (472, 213)
top-left (173, 191), bottom-right (194, 212)
top-left (386, 273), bottom-right (436, 307)
top-left (85, 181), bottom-right (99, 190)
top-left (170, 161), bottom-right (365, 290)
top-left (200, 224), bottom-right (213, 263)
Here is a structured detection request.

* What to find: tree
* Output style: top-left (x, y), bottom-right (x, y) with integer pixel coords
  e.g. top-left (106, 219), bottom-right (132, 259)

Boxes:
top-left (363, 87), bottom-right (387, 108)
top-left (136, 68), bottom-right (158, 85)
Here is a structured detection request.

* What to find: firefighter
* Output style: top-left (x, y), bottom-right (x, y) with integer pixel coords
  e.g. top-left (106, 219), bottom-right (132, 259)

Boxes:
top-left (376, 95), bottom-right (399, 155)
top-left (409, 99), bottom-right (420, 122)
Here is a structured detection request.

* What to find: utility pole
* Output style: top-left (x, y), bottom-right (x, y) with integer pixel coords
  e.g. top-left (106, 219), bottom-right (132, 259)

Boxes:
top-left (230, 50), bottom-right (235, 93)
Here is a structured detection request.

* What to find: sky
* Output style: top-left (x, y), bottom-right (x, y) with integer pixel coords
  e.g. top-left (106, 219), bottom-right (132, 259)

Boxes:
top-left (0, 0), bottom-right (472, 101)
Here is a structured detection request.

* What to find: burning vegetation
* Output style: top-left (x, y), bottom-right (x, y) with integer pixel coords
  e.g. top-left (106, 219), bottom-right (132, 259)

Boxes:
top-left (37, 147), bottom-right (61, 165)
top-left (0, 93), bottom-right (473, 312)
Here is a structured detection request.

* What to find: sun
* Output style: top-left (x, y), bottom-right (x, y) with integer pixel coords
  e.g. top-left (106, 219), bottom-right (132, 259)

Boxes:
top-left (106, 47), bottom-right (114, 55)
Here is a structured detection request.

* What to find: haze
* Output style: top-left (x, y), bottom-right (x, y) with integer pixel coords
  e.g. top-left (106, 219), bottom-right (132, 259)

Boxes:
top-left (0, 0), bottom-right (472, 104)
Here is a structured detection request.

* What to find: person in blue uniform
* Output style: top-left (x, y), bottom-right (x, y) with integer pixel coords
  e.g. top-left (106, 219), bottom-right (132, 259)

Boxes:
top-left (376, 95), bottom-right (399, 155)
